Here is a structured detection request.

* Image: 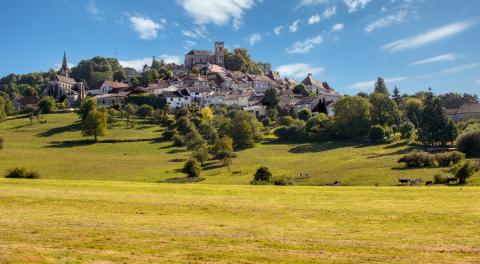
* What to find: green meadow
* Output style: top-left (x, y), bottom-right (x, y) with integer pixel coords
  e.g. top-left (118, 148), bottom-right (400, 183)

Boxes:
top-left (2, 113), bottom-right (477, 185)
top-left (0, 179), bottom-right (479, 263)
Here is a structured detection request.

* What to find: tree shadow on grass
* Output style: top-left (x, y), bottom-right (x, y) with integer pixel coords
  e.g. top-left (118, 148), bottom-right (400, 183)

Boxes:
top-left (287, 141), bottom-right (368, 154)
top-left (167, 148), bottom-right (187, 154)
top-left (46, 139), bottom-right (95, 148)
top-left (37, 122), bottom-right (82, 137)
top-left (203, 161), bottom-right (224, 171)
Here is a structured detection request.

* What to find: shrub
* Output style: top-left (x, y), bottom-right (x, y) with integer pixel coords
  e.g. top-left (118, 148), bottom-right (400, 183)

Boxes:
top-left (251, 166), bottom-right (273, 185)
top-left (4, 167), bottom-right (41, 179)
top-left (278, 116), bottom-right (294, 126)
top-left (399, 121), bottom-right (415, 140)
top-left (0, 136), bottom-right (4, 150)
top-left (369, 125), bottom-right (385, 142)
top-left (273, 178), bottom-right (293, 186)
top-left (433, 173), bottom-right (447, 184)
top-left (435, 151), bottom-right (465, 167)
top-left (38, 96), bottom-right (57, 114)
top-left (398, 152), bottom-right (434, 167)
top-left (137, 104), bottom-right (154, 118)
top-left (182, 159), bottom-right (201, 178)
top-left (261, 117), bottom-right (271, 127)
top-left (298, 108), bottom-right (312, 121)
top-left (456, 130), bottom-right (480, 157)
top-left (455, 161), bottom-right (477, 184)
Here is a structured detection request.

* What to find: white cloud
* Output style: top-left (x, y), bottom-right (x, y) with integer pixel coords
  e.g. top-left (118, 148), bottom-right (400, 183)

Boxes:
top-left (249, 33), bottom-right (261, 46)
top-left (331, 23), bottom-right (344, 32)
top-left (276, 63), bottom-right (324, 79)
top-left (296, 0), bottom-right (328, 9)
top-left (308, 6), bottom-right (336, 25)
top-left (119, 55), bottom-right (180, 71)
top-left (286, 35), bottom-right (323, 54)
top-left (183, 40), bottom-right (197, 50)
top-left (308, 14), bottom-right (321, 25)
top-left (182, 26), bottom-right (207, 39)
top-left (289, 20), bottom-right (301, 32)
top-left (442, 63), bottom-right (479, 74)
top-left (86, 1), bottom-right (104, 21)
top-left (365, 10), bottom-right (407, 32)
top-left (351, 77), bottom-right (408, 89)
top-left (273, 26), bottom-right (283, 35)
top-left (382, 21), bottom-right (474, 52)
top-left (410, 53), bottom-right (459, 66)
top-left (344, 0), bottom-right (371, 13)
top-left (129, 16), bottom-right (164, 40)
top-left (178, 0), bottom-right (256, 30)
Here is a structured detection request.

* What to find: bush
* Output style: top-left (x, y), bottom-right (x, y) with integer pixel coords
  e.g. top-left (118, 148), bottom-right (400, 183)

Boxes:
top-left (455, 161), bottom-right (477, 184)
top-left (456, 130), bottom-right (480, 157)
top-left (398, 152), bottom-right (434, 167)
top-left (273, 178), bottom-right (293, 186)
top-left (0, 136), bottom-right (4, 150)
top-left (261, 117), bottom-right (271, 127)
top-left (399, 121), bottom-right (415, 140)
top-left (251, 166), bottom-right (273, 185)
top-left (369, 125), bottom-right (385, 142)
top-left (4, 167), bottom-right (41, 179)
top-left (278, 116), bottom-right (294, 126)
top-left (274, 120), bottom-right (305, 142)
top-left (137, 104), bottom-right (154, 118)
top-left (298, 108), bottom-right (312, 121)
top-left (182, 159), bottom-right (201, 178)
top-left (435, 151), bottom-right (465, 167)
top-left (38, 96), bottom-right (57, 114)
top-left (433, 173), bottom-right (447, 184)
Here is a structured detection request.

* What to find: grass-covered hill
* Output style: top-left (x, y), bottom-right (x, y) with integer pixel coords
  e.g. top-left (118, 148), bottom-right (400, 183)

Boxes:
top-left (0, 113), bottom-right (478, 185)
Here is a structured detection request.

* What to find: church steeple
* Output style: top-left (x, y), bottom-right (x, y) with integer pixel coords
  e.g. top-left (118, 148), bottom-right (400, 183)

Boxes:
top-left (60, 51), bottom-right (69, 77)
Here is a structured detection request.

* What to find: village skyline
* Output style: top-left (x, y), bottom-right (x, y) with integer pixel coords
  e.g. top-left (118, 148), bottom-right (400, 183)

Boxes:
top-left (1, 0), bottom-right (480, 95)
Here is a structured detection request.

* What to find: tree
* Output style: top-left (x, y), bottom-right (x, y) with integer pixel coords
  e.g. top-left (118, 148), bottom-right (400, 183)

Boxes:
top-left (369, 125), bottom-right (386, 143)
top-left (198, 121), bottom-right (218, 145)
top-left (0, 136), bottom-right (4, 150)
top-left (261, 87), bottom-right (279, 110)
top-left (226, 111), bottom-right (263, 149)
top-left (256, 62), bottom-right (272, 75)
top-left (192, 146), bottom-right (210, 168)
top-left (400, 98), bottom-right (422, 127)
top-left (418, 92), bottom-right (453, 146)
top-left (123, 104), bottom-right (136, 127)
top-left (455, 161), bottom-right (477, 184)
top-left (200, 107), bottom-right (214, 122)
top-left (298, 108), bottom-right (312, 121)
top-left (456, 130), bottom-right (480, 157)
top-left (38, 96), bottom-right (57, 114)
top-left (184, 129), bottom-right (207, 151)
top-left (78, 97), bottom-right (97, 120)
top-left (137, 104), bottom-right (154, 119)
top-left (369, 93), bottom-right (400, 126)
top-left (182, 159), bottom-right (201, 178)
top-left (392, 86), bottom-right (401, 104)
top-left (438, 92), bottom-right (478, 109)
top-left (251, 166), bottom-right (273, 185)
top-left (82, 109), bottom-right (107, 141)
top-left (374, 77), bottom-right (389, 95)
top-left (292, 83), bottom-right (314, 97)
top-left (224, 48), bottom-right (263, 75)
top-left (399, 121), bottom-right (415, 140)
top-left (333, 96), bottom-right (372, 138)
top-left (214, 136), bottom-right (235, 170)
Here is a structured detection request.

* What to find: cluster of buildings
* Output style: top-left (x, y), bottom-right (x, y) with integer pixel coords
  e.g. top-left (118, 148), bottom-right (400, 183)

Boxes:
top-left (19, 42), bottom-right (343, 117)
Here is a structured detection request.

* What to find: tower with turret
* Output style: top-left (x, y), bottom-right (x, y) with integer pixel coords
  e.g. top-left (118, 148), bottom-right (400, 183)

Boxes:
top-left (214, 41), bottom-right (224, 67)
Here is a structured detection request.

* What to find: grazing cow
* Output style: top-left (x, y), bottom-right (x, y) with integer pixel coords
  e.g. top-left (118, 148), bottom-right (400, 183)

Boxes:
top-left (410, 179), bottom-right (422, 186)
top-left (445, 177), bottom-right (457, 184)
top-left (399, 178), bottom-right (410, 185)
top-left (425, 181), bottom-right (433, 186)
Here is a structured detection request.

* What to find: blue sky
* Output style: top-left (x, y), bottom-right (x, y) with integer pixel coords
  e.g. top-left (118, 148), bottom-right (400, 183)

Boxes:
top-left (1, 0), bottom-right (479, 95)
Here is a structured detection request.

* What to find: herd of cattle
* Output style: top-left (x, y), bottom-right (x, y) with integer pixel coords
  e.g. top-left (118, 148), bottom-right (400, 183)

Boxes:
top-left (398, 177), bottom-right (457, 186)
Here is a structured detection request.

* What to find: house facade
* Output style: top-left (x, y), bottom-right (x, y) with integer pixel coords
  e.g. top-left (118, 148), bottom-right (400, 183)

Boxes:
top-left (184, 41), bottom-right (225, 69)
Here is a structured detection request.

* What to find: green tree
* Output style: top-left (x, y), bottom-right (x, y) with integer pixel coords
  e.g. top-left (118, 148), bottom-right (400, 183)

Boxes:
top-left (261, 87), bottom-right (279, 110)
top-left (182, 159), bottom-right (201, 178)
top-left (392, 86), bottom-right (401, 104)
top-left (400, 98), bottom-right (422, 127)
top-left (369, 93), bottom-right (400, 126)
top-left (399, 121), bottom-right (415, 140)
top-left (292, 83), bottom-right (314, 97)
top-left (0, 136), bottom-right (4, 150)
top-left (38, 96), bottom-right (57, 114)
top-left (455, 161), bottom-right (477, 184)
top-left (333, 96), bottom-right (372, 138)
top-left (192, 146), bottom-right (210, 168)
top-left (251, 166), bottom-right (273, 185)
top-left (123, 104), bottom-right (136, 127)
top-left (224, 48), bottom-right (263, 75)
top-left (78, 97), bottom-right (97, 120)
top-left (374, 77), bottom-right (389, 95)
top-left (226, 112), bottom-right (263, 149)
top-left (82, 109), bottom-right (107, 141)
top-left (137, 104), bottom-right (154, 119)
top-left (298, 108), bottom-right (312, 121)
top-left (418, 92), bottom-right (453, 146)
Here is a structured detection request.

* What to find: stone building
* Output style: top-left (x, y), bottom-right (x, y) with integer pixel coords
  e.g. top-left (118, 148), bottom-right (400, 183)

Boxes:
top-left (43, 52), bottom-right (85, 105)
top-left (184, 41), bottom-right (225, 69)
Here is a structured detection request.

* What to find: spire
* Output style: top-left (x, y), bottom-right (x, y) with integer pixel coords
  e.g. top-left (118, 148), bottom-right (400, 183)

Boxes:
top-left (61, 51), bottom-right (69, 77)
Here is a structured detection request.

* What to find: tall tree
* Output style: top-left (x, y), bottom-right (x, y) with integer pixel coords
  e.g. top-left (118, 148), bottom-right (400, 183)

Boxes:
top-left (374, 77), bottom-right (389, 95)
top-left (333, 96), bottom-right (372, 138)
top-left (369, 93), bottom-right (400, 126)
top-left (418, 92), bottom-right (453, 146)
top-left (82, 109), bottom-right (107, 141)
top-left (261, 87), bottom-right (279, 110)
top-left (392, 86), bottom-right (401, 105)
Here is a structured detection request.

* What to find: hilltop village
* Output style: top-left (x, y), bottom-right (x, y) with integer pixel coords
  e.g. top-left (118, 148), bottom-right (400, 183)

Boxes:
top-left (38, 41), bottom-right (341, 117)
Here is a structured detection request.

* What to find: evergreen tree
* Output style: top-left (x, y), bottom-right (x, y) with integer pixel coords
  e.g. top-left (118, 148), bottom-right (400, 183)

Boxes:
top-left (392, 86), bottom-right (401, 104)
top-left (374, 77), bottom-right (389, 95)
top-left (418, 92), bottom-right (452, 146)
top-left (261, 87), bottom-right (279, 110)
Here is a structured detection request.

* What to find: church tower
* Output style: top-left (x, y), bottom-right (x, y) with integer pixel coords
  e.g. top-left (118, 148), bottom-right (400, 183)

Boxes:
top-left (60, 51), bottom-right (69, 78)
top-left (214, 41), bottom-right (224, 67)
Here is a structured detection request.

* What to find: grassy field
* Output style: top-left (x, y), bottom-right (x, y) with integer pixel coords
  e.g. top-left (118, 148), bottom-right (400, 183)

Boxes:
top-left (0, 179), bottom-right (479, 263)
top-left (0, 113), bottom-right (478, 185)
